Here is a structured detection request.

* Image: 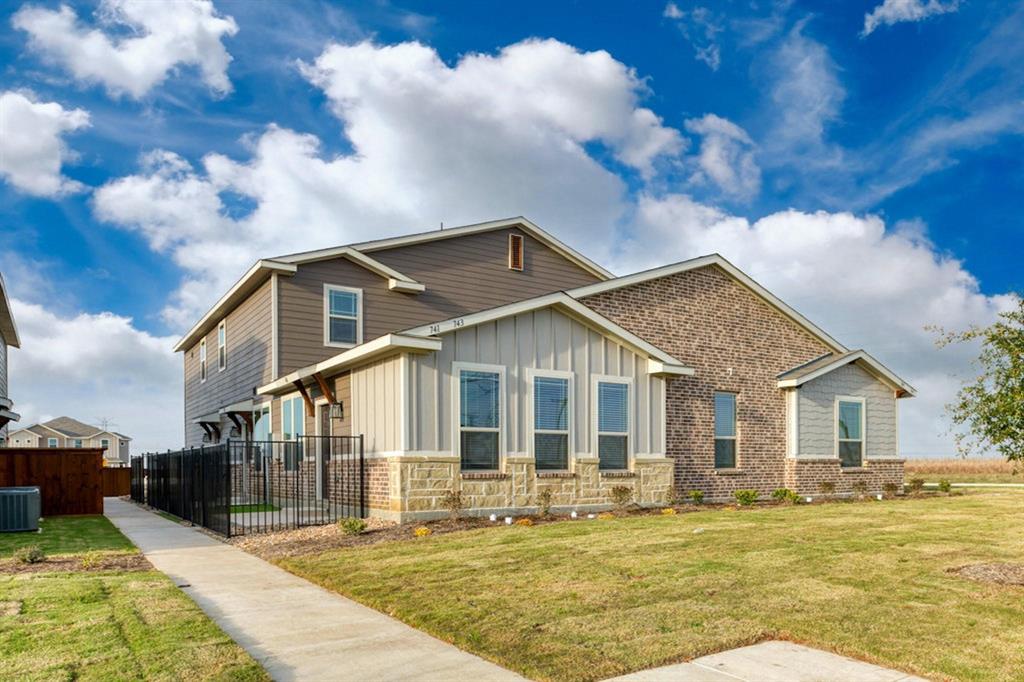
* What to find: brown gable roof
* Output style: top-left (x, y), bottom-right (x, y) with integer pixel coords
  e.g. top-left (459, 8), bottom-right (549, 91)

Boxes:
top-left (41, 416), bottom-right (102, 438)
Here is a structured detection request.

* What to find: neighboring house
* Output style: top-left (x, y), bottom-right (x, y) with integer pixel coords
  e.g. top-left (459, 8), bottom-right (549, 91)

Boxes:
top-left (6, 417), bottom-right (132, 464)
top-left (0, 272), bottom-right (20, 445)
top-left (177, 217), bottom-right (914, 520)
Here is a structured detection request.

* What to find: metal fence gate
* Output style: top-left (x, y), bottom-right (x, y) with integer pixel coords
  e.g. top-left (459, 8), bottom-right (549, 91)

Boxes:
top-left (130, 436), bottom-right (365, 537)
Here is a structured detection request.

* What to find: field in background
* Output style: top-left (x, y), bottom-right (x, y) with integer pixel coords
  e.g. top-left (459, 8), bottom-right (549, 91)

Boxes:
top-left (905, 458), bottom-right (1020, 483)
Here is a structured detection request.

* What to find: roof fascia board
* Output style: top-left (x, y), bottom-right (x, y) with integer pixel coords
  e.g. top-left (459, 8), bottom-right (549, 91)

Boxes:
top-left (277, 246), bottom-right (426, 293)
top-left (403, 292), bottom-right (693, 372)
top-left (0, 272), bottom-right (21, 348)
top-left (777, 350), bottom-right (916, 396)
top-left (257, 333), bottom-right (443, 395)
top-left (567, 254), bottom-right (848, 354)
top-left (173, 260), bottom-right (297, 352)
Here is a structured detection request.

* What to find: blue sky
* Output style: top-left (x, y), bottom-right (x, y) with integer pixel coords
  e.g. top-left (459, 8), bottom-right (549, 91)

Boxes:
top-left (0, 0), bottom-right (1020, 453)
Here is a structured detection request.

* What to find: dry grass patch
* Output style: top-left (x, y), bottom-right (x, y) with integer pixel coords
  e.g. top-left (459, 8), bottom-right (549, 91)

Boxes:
top-left (279, 492), bottom-right (1024, 682)
top-left (905, 458), bottom-right (1021, 484)
top-left (952, 562), bottom-right (1024, 587)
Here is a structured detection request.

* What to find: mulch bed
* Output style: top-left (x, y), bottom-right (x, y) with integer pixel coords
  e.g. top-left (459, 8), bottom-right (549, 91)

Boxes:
top-left (0, 553), bottom-right (152, 575)
top-left (950, 562), bottom-right (1024, 587)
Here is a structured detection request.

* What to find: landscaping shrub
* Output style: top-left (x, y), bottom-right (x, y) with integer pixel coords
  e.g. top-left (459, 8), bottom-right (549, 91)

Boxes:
top-left (338, 517), bottom-right (367, 536)
top-left (909, 478), bottom-right (926, 494)
top-left (938, 479), bottom-right (952, 493)
top-left (79, 551), bottom-right (102, 569)
top-left (441, 490), bottom-right (465, 521)
top-left (597, 512), bottom-right (615, 520)
top-left (609, 486), bottom-right (633, 510)
top-left (818, 481), bottom-right (837, 496)
top-left (661, 507), bottom-right (677, 515)
top-left (734, 489), bottom-right (758, 506)
top-left (688, 490), bottom-right (705, 504)
top-left (14, 545), bottom-right (45, 564)
top-left (514, 518), bottom-right (534, 526)
top-left (852, 481), bottom-right (869, 498)
top-left (536, 488), bottom-right (554, 517)
top-left (771, 488), bottom-right (799, 504)
top-left (413, 526), bottom-right (432, 537)
top-left (883, 481), bottom-right (900, 497)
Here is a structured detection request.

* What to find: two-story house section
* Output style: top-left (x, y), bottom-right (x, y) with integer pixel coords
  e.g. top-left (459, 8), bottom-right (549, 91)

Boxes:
top-left (6, 416), bottom-right (132, 464)
top-left (0, 272), bottom-right (20, 444)
top-left (175, 217), bottom-right (611, 447)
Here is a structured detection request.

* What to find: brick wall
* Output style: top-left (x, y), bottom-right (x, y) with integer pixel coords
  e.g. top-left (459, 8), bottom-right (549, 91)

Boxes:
top-left (580, 265), bottom-right (836, 501)
top-left (785, 459), bottom-right (904, 497)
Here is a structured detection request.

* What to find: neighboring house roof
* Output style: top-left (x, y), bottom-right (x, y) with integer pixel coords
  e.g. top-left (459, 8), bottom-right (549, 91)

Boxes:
top-left (566, 254), bottom-right (848, 355)
top-left (43, 416), bottom-right (102, 438)
top-left (174, 217), bottom-right (610, 354)
top-left (0, 271), bottom-right (20, 348)
top-left (777, 350), bottom-right (916, 398)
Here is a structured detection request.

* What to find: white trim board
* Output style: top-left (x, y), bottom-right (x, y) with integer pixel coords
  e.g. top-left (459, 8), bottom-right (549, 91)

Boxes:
top-left (777, 350), bottom-right (916, 397)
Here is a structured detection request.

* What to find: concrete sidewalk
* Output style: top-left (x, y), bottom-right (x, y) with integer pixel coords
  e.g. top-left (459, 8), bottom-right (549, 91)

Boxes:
top-left (105, 498), bottom-right (524, 682)
top-left (606, 641), bottom-right (928, 681)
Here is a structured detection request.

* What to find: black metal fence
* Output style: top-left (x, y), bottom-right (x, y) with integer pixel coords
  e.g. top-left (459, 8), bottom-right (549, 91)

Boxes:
top-left (130, 436), bottom-right (365, 537)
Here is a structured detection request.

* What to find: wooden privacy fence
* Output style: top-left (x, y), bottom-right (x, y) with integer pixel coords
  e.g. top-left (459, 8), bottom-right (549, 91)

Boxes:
top-left (0, 448), bottom-right (104, 515)
top-left (102, 467), bottom-right (131, 497)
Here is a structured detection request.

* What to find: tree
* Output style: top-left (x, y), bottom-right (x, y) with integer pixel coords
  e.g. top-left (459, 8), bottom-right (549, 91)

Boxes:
top-left (933, 297), bottom-right (1024, 462)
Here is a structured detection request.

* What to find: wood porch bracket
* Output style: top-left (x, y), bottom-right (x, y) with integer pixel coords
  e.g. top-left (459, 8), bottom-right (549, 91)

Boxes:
top-left (313, 372), bottom-right (336, 404)
top-left (293, 380), bottom-right (315, 417)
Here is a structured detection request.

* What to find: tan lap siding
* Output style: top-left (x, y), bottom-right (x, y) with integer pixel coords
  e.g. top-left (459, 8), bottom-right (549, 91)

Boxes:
top-left (183, 279), bottom-right (273, 447)
top-left (580, 265), bottom-right (833, 500)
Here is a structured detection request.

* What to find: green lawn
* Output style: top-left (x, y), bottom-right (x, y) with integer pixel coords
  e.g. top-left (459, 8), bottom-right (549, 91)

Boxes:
top-left (0, 515), bottom-right (268, 681)
top-left (279, 492), bottom-right (1024, 682)
top-left (0, 516), bottom-right (135, 558)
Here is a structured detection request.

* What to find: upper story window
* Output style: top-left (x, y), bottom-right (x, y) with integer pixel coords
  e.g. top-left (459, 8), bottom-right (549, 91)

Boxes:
top-left (533, 373), bottom-right (571, 470)
top-left (597, 380), bottom-right (629, 470)
top-left (101, 438), bottom-right (110, 451)
top-left (457, 365), bottom-right (503, 471)
top-left (217, 321), bottom-right (227, 371)
top-left (199, 338), bottom-right (207, 383)
top-left (714, 392), bottom-right (737, 468)
top-left (837, 397), bottom-right (865, 467)
top-left (47, 437), bottom-right (58, 448)
top-left (508, 233), bottom-right (524, 271)
top-left (73, 439), bottom-right (83, 448)
top-left (324, 284), bottom-right (363, 348)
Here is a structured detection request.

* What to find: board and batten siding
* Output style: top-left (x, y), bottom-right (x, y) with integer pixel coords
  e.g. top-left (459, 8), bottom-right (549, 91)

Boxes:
top-left (277, 228), bottom-right (601, 374)
top-left (183, 279), bottom-right (274, 446)
top-left (405, 307), bottom-right (666, 458)
top-left (350, 355), bottom-right (404, 454)
top-left (795, 363), bottom-right (898, 459)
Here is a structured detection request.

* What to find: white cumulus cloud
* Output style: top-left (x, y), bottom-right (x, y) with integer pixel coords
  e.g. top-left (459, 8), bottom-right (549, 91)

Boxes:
top-left (12, 0), bottom-right (239, 99)
top-left (8, 299), bottom-right (181, 453)
top-left (862, 0), bottom-right (959, 37)
top-left (0, 90), bottom-right (89, 197)
top-left (684, 114), bottom-right (760, 198)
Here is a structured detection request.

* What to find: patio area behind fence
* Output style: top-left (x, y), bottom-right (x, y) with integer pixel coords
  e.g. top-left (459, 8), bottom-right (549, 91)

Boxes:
top-left (130, 436), bottom-right (366, 537)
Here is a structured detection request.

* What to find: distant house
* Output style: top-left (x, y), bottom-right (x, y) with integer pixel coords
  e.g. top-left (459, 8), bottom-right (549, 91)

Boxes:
top-left (0, 272), bottom-right (20, 445)
top-left (6, 417), bottom-right (132, 465)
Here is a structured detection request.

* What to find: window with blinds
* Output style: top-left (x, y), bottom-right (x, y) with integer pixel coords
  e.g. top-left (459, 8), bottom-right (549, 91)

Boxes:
top-left (597, 381), bottom-right (628, 470)
top-left (534, 375), bottom-right (569, 470)
top-left (459, 369), bottom-right (501, 470)
top-left (714, 392), bottom-right (737, 468)
top-left (508, 233), bottom-right (524, 271)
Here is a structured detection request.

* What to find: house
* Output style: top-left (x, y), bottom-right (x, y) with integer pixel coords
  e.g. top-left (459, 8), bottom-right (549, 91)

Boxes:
top-left (6, 416), bottom-right (132, 465)
top-left (0, 272), bottom-right (20, 445)
top-left (176, 217), bottom-right (914, 520)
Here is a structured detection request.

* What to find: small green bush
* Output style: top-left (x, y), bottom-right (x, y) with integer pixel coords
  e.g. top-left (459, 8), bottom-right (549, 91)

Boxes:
top-left (441, 490), bottom-right (465, 521)
top-left (687, 490), bottom-right (705, 504)
top-left (818, 481), bottom-right (837, 496)
top-left (938, 479), bottom-right (952, 493)
top-left (14, 545), bottom-right (45, 564)
top-left (909, 478), bottom-right (926, 494)
top-left (734, 489), bottom-right (758, 506)
top-left (609, 485), bottom-right (633, 510)
top-left (338, 517), bottom-right (367, 536)
top-left (771, 488), bottom-right (799, 504)
top-left (79, 551), bottom-right (103, 569)
top-left (883, 481), bottom-right (900, 497)
top-left (536, 488), bottom-right (554, 517)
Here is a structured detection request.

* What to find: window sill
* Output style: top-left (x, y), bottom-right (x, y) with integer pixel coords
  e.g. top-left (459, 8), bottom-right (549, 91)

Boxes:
top-left (714, 468), bottom-right (744, 476)
top-left (460, 472), bottom-right (508, 480)
top-left (599, 471), bottom-right (636, 478)
top-left (537, 471), bottom-right (575, 479)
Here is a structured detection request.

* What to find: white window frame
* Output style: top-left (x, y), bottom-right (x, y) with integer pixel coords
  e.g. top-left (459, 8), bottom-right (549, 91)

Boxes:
top-left (592, 374), bottom-right (632, 471)
top-left (452, 361), bottom-right (506, 472)
top-left (280, 393), bottom-right (306, 441)
top-left (73, 439), bottom-right (83, 448)
top-left (714, 391), bottom-right (739, 469)
top-left (199, 338), bottom-right (207, 383)
top-left (47, 437), bottom-right (58, 448)
top-left (217, 320), bottom-right (227, 372)
top-left (252, 403), bottom-right (273, 441)
top-left (323, 284), bottom-right (363, 349)
top-left (101, 438), bottom-right (110, 451)
top-left (527, 368), bottom-right (574, 472)
top-left (835, 395), bottom-right (866, 466)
